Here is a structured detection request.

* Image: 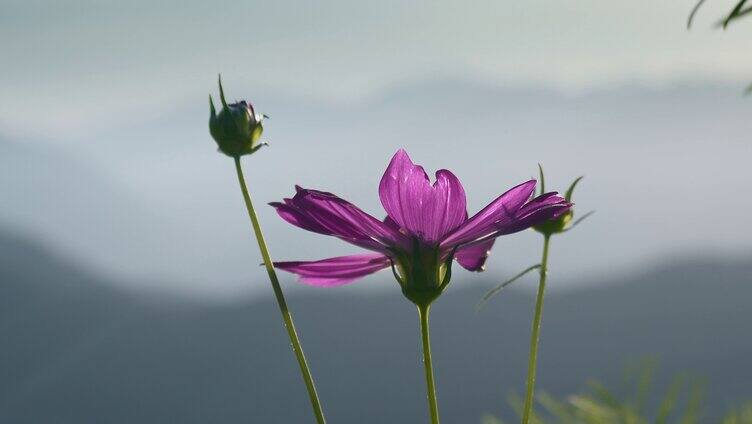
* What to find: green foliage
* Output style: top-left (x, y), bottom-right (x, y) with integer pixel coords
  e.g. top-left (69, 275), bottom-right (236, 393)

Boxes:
top-left (721, 403), bottom-right (752, 424)
top-left (687, 0), bottom-right (751, 94)
top-left (688, 0), bottom-right (751, 29)
top-left (484, 362), bottom-right (752, 423)
top-left (480, 414), bottom-right (505, 424)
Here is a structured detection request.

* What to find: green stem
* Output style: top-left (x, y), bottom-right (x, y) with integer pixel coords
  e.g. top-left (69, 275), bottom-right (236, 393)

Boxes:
top-left (521, 234), bottom-right (551, 424)
top-left (233, 157), bottom-right (326, 424)
top-left (418, 304), bottom-right (440, 424)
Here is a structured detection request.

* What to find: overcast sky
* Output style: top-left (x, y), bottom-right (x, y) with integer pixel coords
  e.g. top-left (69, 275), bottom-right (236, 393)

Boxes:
top-left (1, 0), bottom-right (751, 299)
top-left (2, 0), bottom-right (751, 137)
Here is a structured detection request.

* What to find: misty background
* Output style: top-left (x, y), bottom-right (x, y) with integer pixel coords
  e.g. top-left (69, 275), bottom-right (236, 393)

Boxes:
top-left (1, 0), bottom-right (751, 422)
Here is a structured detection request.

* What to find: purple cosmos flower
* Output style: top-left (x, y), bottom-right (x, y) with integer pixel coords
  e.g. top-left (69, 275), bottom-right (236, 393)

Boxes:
top-left (272, 149), bottom-right (570, 306)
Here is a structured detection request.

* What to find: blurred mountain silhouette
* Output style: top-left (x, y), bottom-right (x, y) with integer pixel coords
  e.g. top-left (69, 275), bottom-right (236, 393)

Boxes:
top-left (3, 81), bottom-right (752, 294)
top-left (1, 231), bottom-right (751, 423)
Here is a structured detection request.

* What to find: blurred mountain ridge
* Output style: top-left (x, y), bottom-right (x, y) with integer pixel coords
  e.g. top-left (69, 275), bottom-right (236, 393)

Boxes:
top-left (1, 231), bottom-right (751, 423)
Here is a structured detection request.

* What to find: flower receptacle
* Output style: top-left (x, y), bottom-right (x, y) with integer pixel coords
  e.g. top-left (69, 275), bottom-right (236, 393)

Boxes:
top-left (391, 242), bottom-right (455, 307)
top-left (534, 209), bottom-right (574, 235)
top-left (209, 75), bottom-right (267, 158)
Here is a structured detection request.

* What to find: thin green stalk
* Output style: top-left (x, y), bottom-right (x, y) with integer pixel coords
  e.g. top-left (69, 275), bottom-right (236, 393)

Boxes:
top-left (418, 304), bottom-right (440, 424)
top-left (233, 157), bottom-right (326, 424)
top-left (522, 234), bottom-right (551, 424)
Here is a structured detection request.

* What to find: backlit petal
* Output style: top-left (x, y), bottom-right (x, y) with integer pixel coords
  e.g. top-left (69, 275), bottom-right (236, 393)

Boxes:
top-left (455, 238), bottom-right (495, 272)
top-left (275, 254), bottom-right (391, 287)
top-left (271, 188), bottom-right (407, 252)
top-left (378, 149), bottom-right (467, 243)
top-left (440, 180), bottom-right (536, 248)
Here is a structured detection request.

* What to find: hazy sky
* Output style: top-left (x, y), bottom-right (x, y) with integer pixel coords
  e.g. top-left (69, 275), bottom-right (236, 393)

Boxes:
top-left (1, 1), bottom-right (751, 299)
top-left (2, 0), bottom-right (752, 138)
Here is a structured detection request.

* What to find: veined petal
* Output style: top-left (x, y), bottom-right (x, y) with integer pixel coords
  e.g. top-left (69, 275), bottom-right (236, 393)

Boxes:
top-left (501, 194), bottom-right (572, 234)
top-left (383, 215), bottom-right (402, 231)
top-left (378, 149), bottom-right (467, 243)
top-left (455, 238), bottom-right (495, 272)
top-left (516, 192), bottom-right (568, 218)
top-left (271, 187), bottom-right (407, 252)
top-left (454, 193), bottom-right (571, 246)
top-left (275, 254), bottom-right (391, 287)
top-left (440, 180), bottom-right (537, 248)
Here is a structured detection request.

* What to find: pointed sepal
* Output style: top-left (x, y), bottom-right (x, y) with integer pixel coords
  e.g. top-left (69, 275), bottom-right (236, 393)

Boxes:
top-left (538, 163), bottom-right (546, 196)
top-left (565, 176), bottom-right (583, 202)
top-left (533, 173), bottom-right (588, 236)
top-left (218, 74), bottom-right (228, 109)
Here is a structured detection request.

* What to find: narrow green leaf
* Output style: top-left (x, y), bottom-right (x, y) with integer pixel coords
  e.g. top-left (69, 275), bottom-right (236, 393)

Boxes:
top-left (655, 375), bottom-right (686, 424)
top-left (681, 380), bottom-right (705, 424)
top-left (730, 5), bottom-right (752, 24)
top-left (634, 360), bottom-right (656, 415)
top-left (723, 0), bottom-right (748, 28)
top-left (477, 264), bottom-right (541, 311)
top-left (587, 380), bottom-right (623, 411)
top-left (687, 0), bottom-right (708, 28)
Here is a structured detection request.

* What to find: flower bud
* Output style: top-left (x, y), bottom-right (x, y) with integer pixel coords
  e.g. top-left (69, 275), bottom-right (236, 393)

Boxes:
top-left (209, 76), bottom-right (267, 157)
top-left (534, 165), bottom-right (588, 236)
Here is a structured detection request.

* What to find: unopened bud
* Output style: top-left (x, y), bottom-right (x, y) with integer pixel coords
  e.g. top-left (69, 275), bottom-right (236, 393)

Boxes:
top-left (534, 165), bottom-right (587, 236)
top-left (209, 75), bottom-right (267, 157)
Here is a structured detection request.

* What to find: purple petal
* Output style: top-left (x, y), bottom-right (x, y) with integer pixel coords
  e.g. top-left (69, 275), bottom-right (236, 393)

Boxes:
top-left (499, 194), bottom-right (572, 234)
top-left (378, 149), bottom-right (467, 243)
top-left (383, 215), bottom-right (402, 231)
top-left (461, 193), bottom-right (571, 244)
top-left (275, 254), bottom-right (391, 287)
top-left (271, 188), bottom-right (407, 253)
top-left (455, 238), bottom-right (495, 272)
top-left (516, 192), bottom-right (567, 217)
top-left (440, 180), bottom-right (537, 248)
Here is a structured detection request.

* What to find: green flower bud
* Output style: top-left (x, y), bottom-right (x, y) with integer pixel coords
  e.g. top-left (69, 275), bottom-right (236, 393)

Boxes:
top-left (209, 76), bottom-right (267, 157)
top-left (534, 165), bottom-right (590, 236)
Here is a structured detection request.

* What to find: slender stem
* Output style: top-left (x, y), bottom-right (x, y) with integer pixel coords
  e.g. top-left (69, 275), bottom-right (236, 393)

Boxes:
top-left (521, 235), bottom-right (551, 424)
top-left (418, 304), bottom-right (440, 424)
top-left (233, 157), bottom-right (326, 424)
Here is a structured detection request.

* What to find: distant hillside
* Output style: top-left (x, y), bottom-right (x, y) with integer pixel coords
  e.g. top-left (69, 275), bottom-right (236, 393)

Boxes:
top-left (0, 136), bottom-right (187, 289)
top-left (1, 232), bottom-right (751, 423)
